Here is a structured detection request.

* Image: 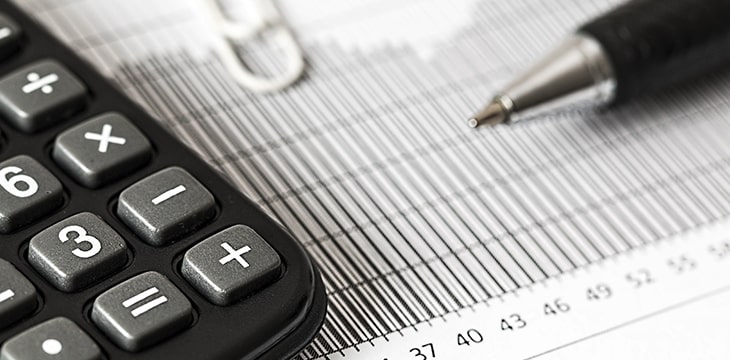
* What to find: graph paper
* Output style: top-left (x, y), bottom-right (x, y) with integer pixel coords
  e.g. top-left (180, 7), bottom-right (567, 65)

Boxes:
top-left (19, 0), bottom-right (730, 358)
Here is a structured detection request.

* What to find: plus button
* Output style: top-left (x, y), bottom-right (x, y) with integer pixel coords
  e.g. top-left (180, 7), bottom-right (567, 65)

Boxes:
top-left (218, 242), bottom-right (252, 269)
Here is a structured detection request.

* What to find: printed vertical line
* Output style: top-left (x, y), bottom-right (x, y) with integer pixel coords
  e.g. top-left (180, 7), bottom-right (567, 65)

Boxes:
top-left (180, 54), bottom-right (399, 343)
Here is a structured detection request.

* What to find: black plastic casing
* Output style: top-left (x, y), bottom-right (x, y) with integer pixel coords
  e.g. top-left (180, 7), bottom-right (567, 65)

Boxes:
top-left (0, 1), bottom-right (326, 359)
top-left (580, 0), bottom-right (730, 103)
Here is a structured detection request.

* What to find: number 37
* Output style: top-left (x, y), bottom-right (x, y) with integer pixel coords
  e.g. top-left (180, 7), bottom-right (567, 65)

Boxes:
top-left (410, 343), bottom-right (435, 359)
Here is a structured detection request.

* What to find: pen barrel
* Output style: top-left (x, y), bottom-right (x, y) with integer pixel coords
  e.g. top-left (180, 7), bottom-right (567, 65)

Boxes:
top-left (579, 0), bottom-right (730, 103)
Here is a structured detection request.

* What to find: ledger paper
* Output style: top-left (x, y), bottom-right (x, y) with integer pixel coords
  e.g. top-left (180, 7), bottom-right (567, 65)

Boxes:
top-left (20, 0), bottom-right (730, 358)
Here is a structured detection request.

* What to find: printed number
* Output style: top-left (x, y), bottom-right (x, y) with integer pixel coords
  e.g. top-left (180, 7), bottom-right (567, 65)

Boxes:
top-left (409, 343), bottom-right (435, 360)
top-left (500, 313), bottom-right (526, 331)
top-left (586, 283), bottom-right (612, 301)
top-left (0, 166), bottom-right (38, 198)
top-left (667, 255), bottom-right (697, 274)
top-left (456, 329), bottom-right (483, 346)
top-left (543, 298), bottom-right (570, 316)
top-left (626, 269), bottom-right (654, 288)
top-left (58, 225), bottom-right (102, 259)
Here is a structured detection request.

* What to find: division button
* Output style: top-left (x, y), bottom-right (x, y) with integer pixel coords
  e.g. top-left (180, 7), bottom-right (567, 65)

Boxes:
top-left (53, 112), bottom-right (152, 188)
top-left (0, 60), bottom-right (86, 132)
top-left (0, 155), bottom-right (63, 233)
top-left (91, 271), bottom-right (193, 351)
top-left (182, 225), bottom-right (281, 306)
top-left (117, 167), bottom-right (216, 246)
top-left (28, 212), bottom-right (128, 292)
top-left (0, 317), bottom-right (102, 360)
top-left (0, 259), bottom-right (37, 329)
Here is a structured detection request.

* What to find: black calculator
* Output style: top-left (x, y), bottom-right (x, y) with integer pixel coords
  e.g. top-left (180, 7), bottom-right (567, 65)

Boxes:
top-left (0, 1), bottom-right (326, 359)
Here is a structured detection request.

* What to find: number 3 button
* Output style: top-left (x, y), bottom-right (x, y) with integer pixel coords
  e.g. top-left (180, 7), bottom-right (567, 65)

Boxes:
top-left (0, 155), bottom-right (63, 233)
top-left (29, 212), bottom-right (128, 292)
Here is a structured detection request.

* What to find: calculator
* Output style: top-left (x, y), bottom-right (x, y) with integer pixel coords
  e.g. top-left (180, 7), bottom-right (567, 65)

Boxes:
top-left (0, 1), bottom-right (327, 359)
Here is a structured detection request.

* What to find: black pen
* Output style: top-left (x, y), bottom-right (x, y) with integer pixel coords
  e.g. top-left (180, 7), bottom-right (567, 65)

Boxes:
top-left (468, 0), bottom-right (730, 128)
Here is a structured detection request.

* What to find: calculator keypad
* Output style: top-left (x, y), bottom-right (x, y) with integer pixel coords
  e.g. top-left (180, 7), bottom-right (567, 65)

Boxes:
top-left (53, 112), bottom-right (153, 188)
top-left (117, 167), bottom-right (216, 246)
top-left (28, 212), bottom-right (128, 292)
top-left (91, 272), bottom-right (193, 352)
top-left (182, 225), bottom-right (281, 306)
top-left (0, 4), bottom-right (321, 358)
top-left (0, 317), bottom-right (102, 360)
top-left (0, 259), bottom-right (37, 329)
top-left (0, 60), bottom-right (86, 132)
top-left (0, 155), bottom-right (63, 233)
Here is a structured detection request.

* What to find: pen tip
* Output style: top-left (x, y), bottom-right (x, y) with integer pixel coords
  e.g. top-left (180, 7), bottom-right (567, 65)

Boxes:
top-left (468, 100), bottom-right (508, 128)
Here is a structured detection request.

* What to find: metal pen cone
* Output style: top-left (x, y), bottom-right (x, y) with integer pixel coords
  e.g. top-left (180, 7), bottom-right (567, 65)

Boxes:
top-left (467, 101), bottom-right (508, 128)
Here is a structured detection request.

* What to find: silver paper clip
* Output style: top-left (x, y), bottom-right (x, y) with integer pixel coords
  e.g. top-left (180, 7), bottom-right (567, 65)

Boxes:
top-left (200, 0), bottom-right (305, 93)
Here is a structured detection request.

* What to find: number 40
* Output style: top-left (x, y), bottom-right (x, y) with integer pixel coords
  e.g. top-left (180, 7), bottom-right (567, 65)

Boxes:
top-left (456, 328), bottom-right (483, 346)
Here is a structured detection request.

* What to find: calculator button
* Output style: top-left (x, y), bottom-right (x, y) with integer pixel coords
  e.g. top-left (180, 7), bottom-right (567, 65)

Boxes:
top-left (0, 14), bottom-right (21, 60)
top-left (53, 112), bottom-right (152, 188)
top-left (28, 212), bottom-right (128, 292)
top-left (91, 271), bottom-right (192, 352)
top-left (0, 317), bottom-right (102, 360)
top-left (0, 60), bottom-right (86, 133)
top-left (117, 167), bottom-right (215, 246)
top-left (0, 259), bottom-right (37, 328)
top-left (182, 225), bottom-right (281, 306)
top-left (0, 155), bottom-right (63, 233)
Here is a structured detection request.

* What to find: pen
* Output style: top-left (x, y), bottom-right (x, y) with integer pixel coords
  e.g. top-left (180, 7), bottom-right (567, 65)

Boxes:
top-left (468, 0), bottom-right (730, 128)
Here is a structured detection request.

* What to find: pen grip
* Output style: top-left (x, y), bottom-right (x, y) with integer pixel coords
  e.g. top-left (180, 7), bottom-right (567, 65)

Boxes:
top-left (579, 0), bottom-right (730, 103)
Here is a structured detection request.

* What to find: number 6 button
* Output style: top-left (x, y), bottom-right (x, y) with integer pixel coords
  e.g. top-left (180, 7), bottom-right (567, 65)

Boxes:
top-left (29, 212), bottom-right (128, 292)
top-left (0, 155), bottom-right (63, 233)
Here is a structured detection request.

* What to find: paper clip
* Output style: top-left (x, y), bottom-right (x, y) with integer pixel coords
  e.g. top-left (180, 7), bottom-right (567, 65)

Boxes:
top-left (200, 0), bottom-right (305, 93)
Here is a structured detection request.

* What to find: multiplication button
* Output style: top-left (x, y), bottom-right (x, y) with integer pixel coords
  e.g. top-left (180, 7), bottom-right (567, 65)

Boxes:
top-left (91, 272), bottom-right (192, 351)
top-left (0, 317), bottom-right (102, 360)
top-left (117, 167), bottom-right (216, 246)
top-left (28, 212), bottom-right (128, 292)
top-left (0, 259), bottom-right (37, 328)
top-left (0, 60), bottom-right (86, 132)
top-left (182, 225), bottom-right (281, 305)
top-left (53, 112), bottom-right (152, 188)
top-left (0, 155), bottom-right (63, 233)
